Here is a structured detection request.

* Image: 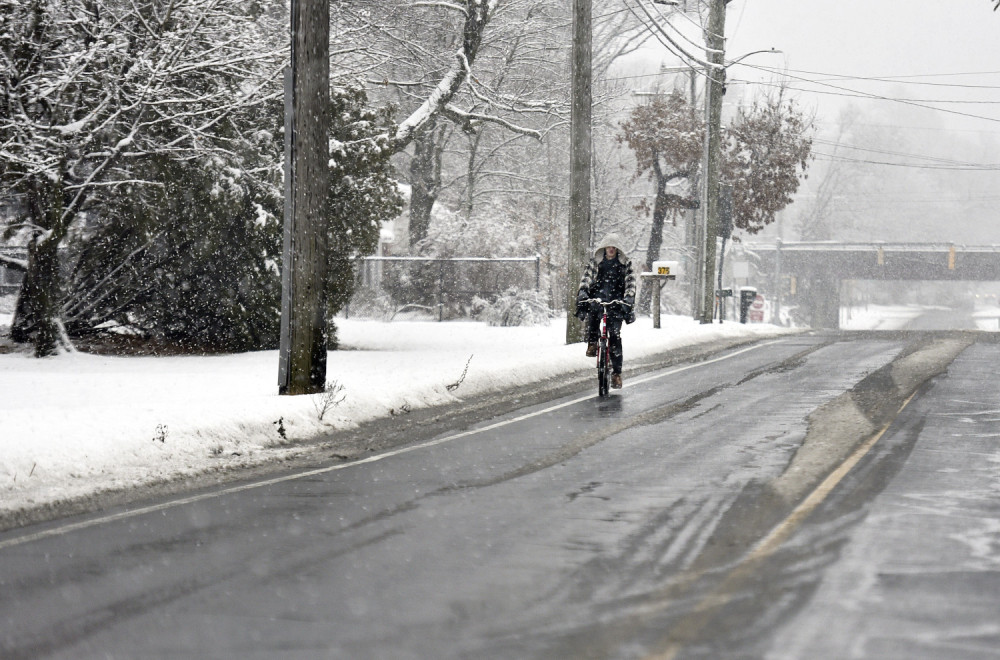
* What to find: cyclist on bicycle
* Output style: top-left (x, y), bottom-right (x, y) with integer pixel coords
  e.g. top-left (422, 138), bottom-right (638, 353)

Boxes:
top-left (574, 233), bottom-right (637, 389)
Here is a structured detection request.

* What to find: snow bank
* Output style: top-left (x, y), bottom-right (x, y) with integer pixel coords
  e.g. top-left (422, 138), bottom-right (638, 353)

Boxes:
top-left (1, 315), bottom-right (795, 520)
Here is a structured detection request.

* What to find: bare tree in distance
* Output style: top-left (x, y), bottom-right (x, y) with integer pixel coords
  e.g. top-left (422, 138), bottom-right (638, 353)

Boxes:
top-left (348, 0), bottom-right (657, 250)
top-left (619, 87), bottom-right (813, 307)
top-left (795, 105), bottom-right (862, 241)
top-left (619, 90), bottom-right (704, 310)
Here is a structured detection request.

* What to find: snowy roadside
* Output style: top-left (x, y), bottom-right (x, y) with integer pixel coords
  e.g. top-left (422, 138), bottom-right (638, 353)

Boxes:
top-left (840, 304), bottom-right (931, 330)
top-left (0, 314), bottom-right (798, 527)
top-left (840, 303), bottom-right (1000, 331)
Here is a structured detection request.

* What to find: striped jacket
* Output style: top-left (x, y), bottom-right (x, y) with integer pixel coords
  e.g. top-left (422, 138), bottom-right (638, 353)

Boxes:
top-left (576, 233), bottom-right (636, 320)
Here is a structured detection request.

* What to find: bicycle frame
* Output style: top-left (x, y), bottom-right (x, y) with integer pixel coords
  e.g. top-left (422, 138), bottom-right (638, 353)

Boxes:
top-left (582, 298), bottom-right (627, 397)
top-left (598, 307), bottom-right (611, 397)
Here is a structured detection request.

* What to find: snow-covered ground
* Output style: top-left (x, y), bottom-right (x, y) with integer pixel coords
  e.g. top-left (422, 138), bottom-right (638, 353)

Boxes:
top-left (1, 313), bottom-right (798, 523)
top-left (5, 300), bottom-right (996, 525)
top-left (840, 303), bottom-right (1000, 331)
top-left (840, 304), bottom-right (927, 330)
top-left (971, 303), bottom-right (1000, 331)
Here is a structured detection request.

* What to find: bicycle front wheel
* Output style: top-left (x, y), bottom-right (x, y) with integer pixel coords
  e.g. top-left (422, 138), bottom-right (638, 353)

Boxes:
top-left (597, 345), bottom-right (609, 397)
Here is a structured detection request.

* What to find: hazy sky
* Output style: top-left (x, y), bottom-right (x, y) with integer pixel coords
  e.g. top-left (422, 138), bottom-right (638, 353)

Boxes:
top-left (607, 1), bottom-right (1000, 243)
top-left (725, 0), bottom-right (1000, 135)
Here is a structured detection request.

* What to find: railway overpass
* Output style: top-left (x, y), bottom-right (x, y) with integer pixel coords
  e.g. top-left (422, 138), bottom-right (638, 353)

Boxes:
top-left (742, 241), bottom-right (1000, 328)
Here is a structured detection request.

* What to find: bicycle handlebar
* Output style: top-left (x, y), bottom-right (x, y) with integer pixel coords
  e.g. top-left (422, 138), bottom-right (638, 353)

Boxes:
top-left (580, 298), bottom-right (631, 308)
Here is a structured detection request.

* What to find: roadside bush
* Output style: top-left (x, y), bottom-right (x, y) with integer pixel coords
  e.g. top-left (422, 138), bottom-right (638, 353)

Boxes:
top-left (343, 286), bottom-right (397, 321)
top-left (383, 206), bottom-right (543, 317)
top-left (473, 288), bottom-right (553, 327)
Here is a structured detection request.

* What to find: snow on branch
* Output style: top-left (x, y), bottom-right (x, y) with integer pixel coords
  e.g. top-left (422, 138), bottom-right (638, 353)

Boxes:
top-left (465, 80), bottom-right (563, 116)
top-left (391, 0), bottom-right (499, 151)
top-left (413, 1), bottom-right (469, 14)
top-left (393, 53), bottom-right (471, 149)
top-left (367, 78), bottom-right (426, 88)
top-left (0, 252), bottom-right (28, 273)
top-left (442, 105), bottom-right (542, 140)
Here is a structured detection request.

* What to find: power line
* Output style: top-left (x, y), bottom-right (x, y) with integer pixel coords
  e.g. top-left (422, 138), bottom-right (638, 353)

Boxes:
top-left (812, 138), bottom-right (1000, 168)
top-left (741, 78), bottom-right (1000, 106)
top-left (813, 151), bottom-right (1000, 171)
top-left (617, 0), bottom-right (736, 86)
top-left (620, 0), bottom-right (698, 65)
top-left (811, 119), bottom-right (1000, 135)
top-left (606, 69), bottom-right (696, 82)
top-left (732, 61), bottom-right (1000, 126)
top-left (809, 76), bottom-right (1000, 91)
top-left (751, 64), bottom-right (1000, 87)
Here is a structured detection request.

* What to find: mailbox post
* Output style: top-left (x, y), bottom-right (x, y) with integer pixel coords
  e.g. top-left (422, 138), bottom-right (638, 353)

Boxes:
top-left (641, 260), bottom-right (679, 329)
top-left (739, 286), bottom-right (757, 324)
top-left (716, 287), bottom-right (733, 322)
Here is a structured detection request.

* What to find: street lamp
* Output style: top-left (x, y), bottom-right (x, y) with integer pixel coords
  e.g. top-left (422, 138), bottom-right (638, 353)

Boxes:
top-left (726, 48), bottom-right (782, 69)
top-left (698, 41), bottom-right (782, 323)
top-left (631, 2), bottom-right (781, 324)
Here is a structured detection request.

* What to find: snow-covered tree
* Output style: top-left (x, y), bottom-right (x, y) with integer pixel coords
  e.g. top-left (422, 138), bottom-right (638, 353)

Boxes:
top-left (361, 0), bottom-right (562, 248)
top-left (325, 86), bottom-right (404, 329)
top-left (57, 84), bottom-right (399, 352)
top-left (352, 0), bottom-right (652, 252)
top-left (619, 90), bottom-right (704, 279)
top-left (1, 0), bottom-right (282, 355)
top-left (63, 125), bottom-right (285, 351)
top-left (619, 88), bottom-right (812, 272)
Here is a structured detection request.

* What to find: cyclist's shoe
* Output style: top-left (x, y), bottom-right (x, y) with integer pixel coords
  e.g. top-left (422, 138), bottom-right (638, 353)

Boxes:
top-left (586, 342), bottom-right (598, 357)
top-left (611, 373), bottom-right (623, 389)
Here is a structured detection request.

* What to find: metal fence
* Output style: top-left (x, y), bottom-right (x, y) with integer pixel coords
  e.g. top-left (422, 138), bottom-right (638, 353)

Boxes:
top-left (0, 246), bottom-right (26, 296)
top-left (0, 250), bottom-right (548, 319)
top-left (346, 255), bottom-right (543, 321)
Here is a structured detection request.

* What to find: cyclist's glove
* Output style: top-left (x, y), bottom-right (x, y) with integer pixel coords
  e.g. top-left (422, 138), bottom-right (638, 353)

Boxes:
top-left (623, 297), bottom-right (636, 324)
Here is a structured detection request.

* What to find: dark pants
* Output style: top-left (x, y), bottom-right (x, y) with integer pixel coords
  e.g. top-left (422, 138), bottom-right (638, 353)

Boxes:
top-left (585, 312), bottom-right (623, 374)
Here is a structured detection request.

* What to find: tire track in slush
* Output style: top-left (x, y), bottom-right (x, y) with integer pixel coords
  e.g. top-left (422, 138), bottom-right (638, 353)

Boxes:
top-left (640, 335), bottom-right (972, 660)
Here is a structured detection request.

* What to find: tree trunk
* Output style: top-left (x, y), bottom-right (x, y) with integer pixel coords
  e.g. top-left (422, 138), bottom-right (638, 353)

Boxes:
top-left (11, 236), bottom-right (61, 356)
top-left (408, 119), bottom-right (444, 248)
top-left (639, 177), bottom-right (669, 314)
top-left (462, 129), bottom-right (483, 220)
top-left (12, 168), bottom-right (68, 357)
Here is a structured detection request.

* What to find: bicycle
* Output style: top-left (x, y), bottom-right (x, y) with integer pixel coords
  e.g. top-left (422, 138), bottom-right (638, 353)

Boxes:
top-left (581, 298), bottom-right (629, 397)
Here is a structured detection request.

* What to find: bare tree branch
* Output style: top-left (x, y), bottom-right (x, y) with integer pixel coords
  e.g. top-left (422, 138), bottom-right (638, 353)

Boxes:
top-left (0, 252), bottom-right (28, 273)
top-left (442, 104), bottom-right (543, 139)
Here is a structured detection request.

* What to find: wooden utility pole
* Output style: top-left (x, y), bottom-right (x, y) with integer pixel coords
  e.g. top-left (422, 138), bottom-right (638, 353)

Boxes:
top-left (687, 66), bottom-right (704, 319)
top-left (278, 0), bottom-right (330, 395)
top-left (566, 0), bottom-right (592, 344)
top-left (699, 0), bottom-right (727, 323)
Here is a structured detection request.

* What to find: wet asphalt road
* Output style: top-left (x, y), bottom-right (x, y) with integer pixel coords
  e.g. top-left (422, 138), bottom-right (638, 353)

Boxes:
top-left (1, 331), bottom-right (998, 659)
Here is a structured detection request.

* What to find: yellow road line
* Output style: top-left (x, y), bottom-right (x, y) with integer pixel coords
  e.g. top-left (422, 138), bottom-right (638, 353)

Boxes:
top-left (645, 389), bottom-right (920, 660)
